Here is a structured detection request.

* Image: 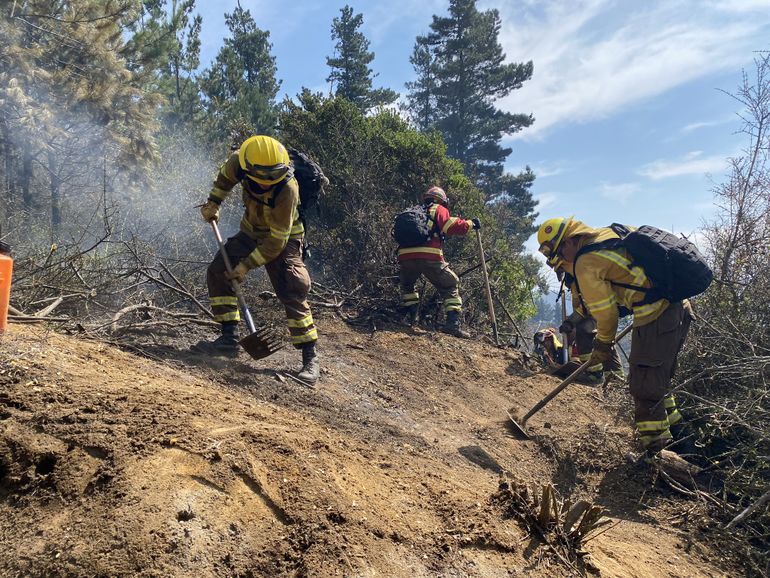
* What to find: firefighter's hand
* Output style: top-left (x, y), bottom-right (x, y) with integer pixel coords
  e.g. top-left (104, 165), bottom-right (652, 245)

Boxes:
top-left (471, 218), bottom-right (481, 230)
top-left (200, 199), bottom-right (220, 222)
top-left (226, 262), bottom-right (249, 285)
top-left (589, 339), bottom-right (613, 366)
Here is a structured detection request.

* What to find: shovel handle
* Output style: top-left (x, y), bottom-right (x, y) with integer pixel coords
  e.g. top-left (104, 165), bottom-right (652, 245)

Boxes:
top-left (520, 323), bottom-right (633, 425)
top-left (476, 228), bottom-right (499, 345)
top-left (210, 221), bottom-right (256, 334)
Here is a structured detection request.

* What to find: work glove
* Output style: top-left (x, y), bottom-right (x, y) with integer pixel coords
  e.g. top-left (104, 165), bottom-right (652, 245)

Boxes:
top-left (200, 199), bottom-right (220, 223)
top-left (588, 339), bottom-right (614, 367)
top-left (471, 218), bottom-right (481, 230)
top-left (225, 261), bottom-right (250, 285)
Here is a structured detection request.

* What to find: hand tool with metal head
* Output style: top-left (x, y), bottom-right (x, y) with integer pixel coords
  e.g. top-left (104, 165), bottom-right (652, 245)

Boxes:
top-left (210, 221), bottom-right (284, 360)
top-left (508, 324), bottom-right (632, 439)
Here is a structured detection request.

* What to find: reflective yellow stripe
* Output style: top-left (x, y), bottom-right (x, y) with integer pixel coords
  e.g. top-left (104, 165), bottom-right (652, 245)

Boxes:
top-left (586, 294), bottom-right (616, 313)
top-left (636, 419), bottom-right (671, 433)
top-left (640, 430), bottom-right (672, 447)
top-left (270, 229), bottom-right (291, 240)
top-left (402, 292), bottom-right (419, 300)
top-left (663, 395), bottom-right (677, 409)
top-left (594, 249), bottom-right (632, 270)
top-left (442, 217), bottom-right (459, 234)
top-left (210, 296), bottom-right (238, 307)
top-left (247, 249), bottom-right (266, 268)
top-left (290, 222), bottom-right (304, 235)
top-left (667, 409), bottom-right (683, 426)
top-left (214, 311), bottom-right (240, 322)
top-left (398, 247), bottom-right (443, 256)
top-left (290, 328), bottom-right (318, 344)
top-left (287, 316), bottom-right (314, 329)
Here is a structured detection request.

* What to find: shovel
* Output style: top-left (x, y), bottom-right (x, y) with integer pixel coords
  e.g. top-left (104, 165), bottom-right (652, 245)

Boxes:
top-left (210, 221), bottom-right (284, 360)
top-left (508, 324), bottom-right (632, 438)
top-left (476, 229), bottom-right (499, 345)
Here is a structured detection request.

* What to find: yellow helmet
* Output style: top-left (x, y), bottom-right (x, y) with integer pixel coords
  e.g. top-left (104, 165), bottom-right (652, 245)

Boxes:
top-left (238, 136), bottom-right (291, 186)
top-left (537, 217), bottom-right (573, 259)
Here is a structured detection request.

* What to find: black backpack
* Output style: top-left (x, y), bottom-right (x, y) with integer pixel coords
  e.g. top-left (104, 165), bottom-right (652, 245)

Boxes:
top-left (287, 147), bottom-right (327, 220)
top-left (392, 205), bottom-right (435, 247)
top-left (575, 223), bottom-right (713, 304)
top-left (237, 147), bottom-right (327, 220)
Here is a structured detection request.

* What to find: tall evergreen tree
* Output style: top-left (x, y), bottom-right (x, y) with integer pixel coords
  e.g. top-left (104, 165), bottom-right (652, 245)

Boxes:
top-left (201, 5), bottom-right (281, 140)
top-left (326, 5), bottom-right (397, 112)
top-left (403, 36), bottom-right (437, 132)
top-left (406, 0), bottom-right (533, 182)
top-left (127, 0), bottom-right (204, 128)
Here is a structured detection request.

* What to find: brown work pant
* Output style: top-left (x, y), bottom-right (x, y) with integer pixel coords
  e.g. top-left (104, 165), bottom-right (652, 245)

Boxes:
top-left (628, 301), bottom-right (691, 449)
top-left (399, 259), bottom-right (462, 313)
top-left (207, 232), bottom-right (317, 348)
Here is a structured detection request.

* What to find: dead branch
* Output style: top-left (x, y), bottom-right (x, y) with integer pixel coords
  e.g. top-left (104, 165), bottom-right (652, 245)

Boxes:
top-left (727, 488), bottom-right (770, 529)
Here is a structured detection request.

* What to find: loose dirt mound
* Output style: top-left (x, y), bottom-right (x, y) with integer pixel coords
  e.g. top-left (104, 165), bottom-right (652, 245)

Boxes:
top-left (0, 320), bottom-right (730, 577)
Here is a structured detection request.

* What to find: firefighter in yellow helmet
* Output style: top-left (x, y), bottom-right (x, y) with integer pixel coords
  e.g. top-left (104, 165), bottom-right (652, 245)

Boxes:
top-left (194, 136), bottom-right (319, 383)
top-left (537, 217), bottom-right (692, 460)
top-left (546, 254), bottom-right (622, 385)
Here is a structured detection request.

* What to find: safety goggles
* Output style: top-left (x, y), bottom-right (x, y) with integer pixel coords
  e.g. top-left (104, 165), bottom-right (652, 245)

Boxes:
top-left (242, 159), bottom-right (289, 183)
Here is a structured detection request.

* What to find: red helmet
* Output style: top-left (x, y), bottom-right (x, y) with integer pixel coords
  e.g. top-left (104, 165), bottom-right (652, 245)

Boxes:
top-left (423, 185), bottom-right (448, 206)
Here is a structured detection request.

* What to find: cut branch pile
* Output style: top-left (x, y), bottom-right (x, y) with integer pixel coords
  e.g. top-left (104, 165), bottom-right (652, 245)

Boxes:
top-left (494, 475), bottom-right (613, 574)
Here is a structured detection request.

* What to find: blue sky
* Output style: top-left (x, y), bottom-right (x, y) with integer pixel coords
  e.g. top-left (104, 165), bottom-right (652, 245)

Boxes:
top-left (194, 0), bottom-right (770, 282)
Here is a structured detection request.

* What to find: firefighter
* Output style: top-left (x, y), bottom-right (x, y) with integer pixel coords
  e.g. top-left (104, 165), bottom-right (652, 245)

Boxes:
top-left (195, 135), bottom-right (319, 383)
top-left (549, 256), bottom-right (622, 385)
top-left (537, 217), bottom-right (692, 459)
top-left (533, 327), bottom-right (565, 368)
top-left (397, 186), bottom-right (479, 338)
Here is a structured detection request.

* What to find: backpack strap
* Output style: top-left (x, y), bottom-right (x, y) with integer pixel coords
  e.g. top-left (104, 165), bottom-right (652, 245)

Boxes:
top-left (571, 236), bottom-right (659, 313)
top-left (424, 202), bottom-right (445, 241)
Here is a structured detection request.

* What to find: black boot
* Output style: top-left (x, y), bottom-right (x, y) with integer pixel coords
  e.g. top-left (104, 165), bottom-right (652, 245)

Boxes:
top-left (297, 341), bottom-right (320, 383)
top-left (192, 321), bottom-right (239, 358)
top-left (401, 304), bottom-right (419, 326)
top-left (442, 310), bottom-right (470, 339)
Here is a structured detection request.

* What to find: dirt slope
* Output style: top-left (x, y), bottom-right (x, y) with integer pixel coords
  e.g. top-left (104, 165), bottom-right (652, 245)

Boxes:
top-left (0, 319), bottom-right (729, 577)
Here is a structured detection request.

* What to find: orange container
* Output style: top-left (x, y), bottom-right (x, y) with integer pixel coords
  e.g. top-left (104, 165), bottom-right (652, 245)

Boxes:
top-left (0, 242), bottom-right (12, 333)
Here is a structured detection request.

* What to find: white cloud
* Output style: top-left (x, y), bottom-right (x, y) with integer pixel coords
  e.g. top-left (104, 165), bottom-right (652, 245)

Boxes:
top-left (680, 115), bottom-right (736, 134)
top-left (492, 0), bottom-right (768, 140)
top-left (600, 181), bottom-right (640, 203)
top-left (638, 151), bottom-right (729, 180)
top-left (535, 192), bottom-right (558, 210)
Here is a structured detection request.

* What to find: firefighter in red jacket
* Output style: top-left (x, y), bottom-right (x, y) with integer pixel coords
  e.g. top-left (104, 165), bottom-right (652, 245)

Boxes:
top-left (397, 186), bottom-right (479, 338)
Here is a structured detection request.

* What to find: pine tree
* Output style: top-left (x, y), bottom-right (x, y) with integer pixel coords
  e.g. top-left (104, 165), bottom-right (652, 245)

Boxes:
top-left (403, 37), bottom-right (437, 131)
top-left (326, 5), bottom-right (397, 112)
top-left (201, 4), bottom-right (281, 140)
top-left (406, 0), bottom-right (533, 181)
top-left (127, 0), bottom-right (204, 128)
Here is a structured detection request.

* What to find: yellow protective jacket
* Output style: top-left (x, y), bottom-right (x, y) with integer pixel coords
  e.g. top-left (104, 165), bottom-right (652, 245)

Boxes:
top-left (208, 153), bottom-right (304, 268)
top-left (568, 225), bottom-right (669, 343)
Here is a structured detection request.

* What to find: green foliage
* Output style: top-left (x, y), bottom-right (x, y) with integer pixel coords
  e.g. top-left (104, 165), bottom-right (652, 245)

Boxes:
top-left (126, 0), bottom-right (204, 128)
top-left (0, 0), bottom-right (162, 237)
top-left (200, 5), bottom-right (281, 139)
top-left (326, 5), bottom-right (398, 112)
top-left (278, 95), bottom-right (537, 323)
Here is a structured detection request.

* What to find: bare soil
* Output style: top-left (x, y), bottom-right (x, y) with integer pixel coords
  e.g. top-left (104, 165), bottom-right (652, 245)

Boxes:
top-left (0, 317), bottom-right (734, 577)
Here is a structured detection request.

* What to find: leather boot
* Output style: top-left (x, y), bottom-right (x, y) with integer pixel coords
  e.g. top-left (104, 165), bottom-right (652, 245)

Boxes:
top-left (192, 321), bottom-right (239, 358)
top-left (442, 310), bottom-right (470, 339)
top-left (297, 341), bottom-right (320, 383)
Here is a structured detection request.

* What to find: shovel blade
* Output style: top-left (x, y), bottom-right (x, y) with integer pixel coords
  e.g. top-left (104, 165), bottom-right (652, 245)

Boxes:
top-left (506, 408), bottom-right (530, 439)
top-left (239, 329), bottom-right (285, 361)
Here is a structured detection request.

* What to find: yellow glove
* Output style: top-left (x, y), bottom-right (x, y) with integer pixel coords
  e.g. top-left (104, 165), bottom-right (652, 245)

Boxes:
top-left (588, 339), bottom-right (613, 367)
top-left (200, 199), bottom-right (220, 222)
top-left (225, 261), bottom-right (249, 285)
